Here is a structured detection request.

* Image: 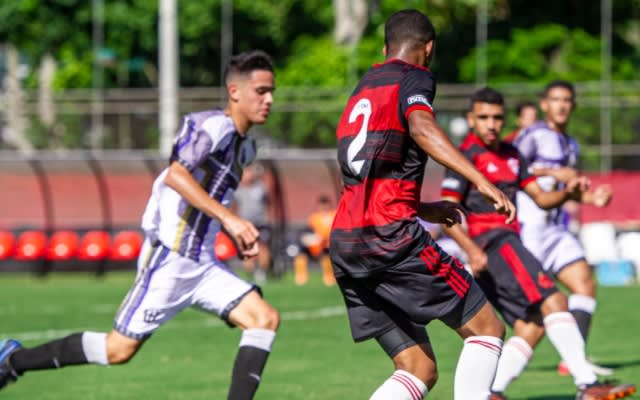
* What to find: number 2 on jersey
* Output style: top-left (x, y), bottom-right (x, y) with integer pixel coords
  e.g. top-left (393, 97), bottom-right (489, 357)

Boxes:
top-left (346, 98), bottom-right (372, 177)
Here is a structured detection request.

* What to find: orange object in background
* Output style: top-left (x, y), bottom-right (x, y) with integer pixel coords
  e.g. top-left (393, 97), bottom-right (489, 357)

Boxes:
top-left (14, 231), bottom-right (47, 260)
top-left (215, 231), bottom-right (237, 261)
top-left (111, 230), bottom-right (143, 260)
top-left (46, 230), bottom-right (79, 260)
top-left (0, 231), bottom-right (16, 260)
top-left (78, 231), bottom-right (111, 260)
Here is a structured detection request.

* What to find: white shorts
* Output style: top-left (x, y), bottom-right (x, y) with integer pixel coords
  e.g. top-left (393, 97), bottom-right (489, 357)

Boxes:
top-left (519, 223), bottom-right (586, 276)
top-left (114, 240), bottom-right (255, 340)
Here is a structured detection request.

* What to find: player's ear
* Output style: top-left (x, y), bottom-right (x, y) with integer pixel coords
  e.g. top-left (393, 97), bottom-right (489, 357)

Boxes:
top-left (539, 98), bottom-right (548, 113)
top-left (227, 82), bottom-right (240, 102)
top-left (465, 111), bottom-right (474, 128)
top-left (382, 45), bottom-right (387, 56)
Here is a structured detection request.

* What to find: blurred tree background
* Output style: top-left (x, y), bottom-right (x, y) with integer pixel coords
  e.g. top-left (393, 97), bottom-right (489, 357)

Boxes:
top-left (0, 0), bottom-right (639, 160)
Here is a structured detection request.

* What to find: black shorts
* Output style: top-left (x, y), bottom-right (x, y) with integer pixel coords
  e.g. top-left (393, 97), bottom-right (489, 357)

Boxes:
top-left (476, 232), bottom-right (558, 326)
top-left (335, 238), bottom-right (487, 342)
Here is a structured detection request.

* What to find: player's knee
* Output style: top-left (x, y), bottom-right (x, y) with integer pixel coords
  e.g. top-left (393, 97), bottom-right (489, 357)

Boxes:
top-left (105, 334), bottom-right (141, 365)
top-left (394, 355), bottom-right (438, 389)
top-left (541, 292), bottom-right (569, 314)
top-left (253, 305), bottom-right (280, 331)
top-left (106, 344), bottom-right (137, 365)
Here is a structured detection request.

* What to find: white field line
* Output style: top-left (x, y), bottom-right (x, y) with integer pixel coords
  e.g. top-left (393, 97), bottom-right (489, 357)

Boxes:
top-left (1, 305), bottom-right (346, 342)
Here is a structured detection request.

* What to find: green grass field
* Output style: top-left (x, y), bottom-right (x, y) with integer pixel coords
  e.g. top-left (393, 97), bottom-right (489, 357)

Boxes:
top-left (0, 270), bottom-right (638, 399)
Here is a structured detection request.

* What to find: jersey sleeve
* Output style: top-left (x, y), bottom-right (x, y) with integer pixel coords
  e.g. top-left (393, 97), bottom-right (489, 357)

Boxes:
top-left (399, 69), bottom-right (436, 121)
top-left (517, 152), bottom-right (536, 189)
top-left (441, 167), bottom-right (470, 202)
top-left (514, 130), bottom-right (537, 164)
top-left (170, 115), bottom-right (214, 171)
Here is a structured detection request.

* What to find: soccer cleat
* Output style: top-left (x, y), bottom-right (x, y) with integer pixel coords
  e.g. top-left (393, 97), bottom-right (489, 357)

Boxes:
top-left (489, 391), bottom-right (508, 400)
top-left (558, 360), bottom-right (615, 377)
top-left (576, 381), bottom-right (637, 400)
top-left (0, 339), bottom-right (21, 390)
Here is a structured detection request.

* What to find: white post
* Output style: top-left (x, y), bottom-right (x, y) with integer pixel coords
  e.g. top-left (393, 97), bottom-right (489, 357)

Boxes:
top-left (600, 0), bottom-right (612, 172)
top-left (159, 0), bottom-right (178, 157)
top-left (475, 0), bottom-right (488, 86)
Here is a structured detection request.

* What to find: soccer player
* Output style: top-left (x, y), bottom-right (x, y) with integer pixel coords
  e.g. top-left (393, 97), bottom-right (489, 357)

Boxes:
top-left (0, 50), bottom-right (280, 400)
top-left (514, 80), bottom-right (613, 376)
top-left (331, 9), bottom-right (517, 400)
top-left (503, 100), bottom-right (537, 143)
top-left (440, 87), bottom-right (635, 400)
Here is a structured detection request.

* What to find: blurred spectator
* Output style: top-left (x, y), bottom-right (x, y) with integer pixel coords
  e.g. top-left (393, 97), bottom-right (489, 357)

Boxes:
top-left (294, 194), bottom-right (336, 286)
top-left (234, 162), bottom-right (272, 282)
top-left (504, 100), bottom-right (537, 142)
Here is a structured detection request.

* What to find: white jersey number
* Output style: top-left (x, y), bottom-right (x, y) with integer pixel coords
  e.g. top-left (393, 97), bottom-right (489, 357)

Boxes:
top-left (346, 98), bottom-right (372, 177)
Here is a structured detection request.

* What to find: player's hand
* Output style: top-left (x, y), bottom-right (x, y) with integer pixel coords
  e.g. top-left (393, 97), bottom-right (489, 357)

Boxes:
top-left (565, 176), bottom-right (591, 199)
top-left (421, 200), bottom-right (466, 227)
top-left (221, 214), bottom-right (260, 253)
top-left (240, 241), bottom-right (259, 259)
top-left (476, 182), bottom-right (516, 224)
top-left (591, 184), bottom-right (612, 208)
top-left (467, 246), bottom-right (488, 277)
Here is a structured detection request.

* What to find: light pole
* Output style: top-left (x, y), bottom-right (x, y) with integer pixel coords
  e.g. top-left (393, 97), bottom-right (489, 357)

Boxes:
top-left (159, 0), bottom-right (178, 157)
top-left (91, 0), bottom-right (104, 150)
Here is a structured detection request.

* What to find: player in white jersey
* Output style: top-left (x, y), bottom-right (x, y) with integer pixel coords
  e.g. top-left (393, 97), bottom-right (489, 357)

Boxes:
top-left (514, 80), bottom-right (614, 377)
top-left (0, 50), bottom-right (280, 400)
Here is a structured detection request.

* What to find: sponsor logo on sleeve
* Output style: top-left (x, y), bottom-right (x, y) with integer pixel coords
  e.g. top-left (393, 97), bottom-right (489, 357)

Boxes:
top-left (442, 177), bottom-right (460, 190)
top-left (407, 94), bottom-right (432, 108)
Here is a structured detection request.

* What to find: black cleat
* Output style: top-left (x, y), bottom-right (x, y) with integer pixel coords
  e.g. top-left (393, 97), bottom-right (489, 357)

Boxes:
top-left (0, 339), bottom-right (21, 390)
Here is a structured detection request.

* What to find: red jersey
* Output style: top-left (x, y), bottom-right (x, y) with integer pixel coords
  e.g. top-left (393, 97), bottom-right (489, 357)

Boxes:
top-left (330, 59), bottom-right (436, 277)
top-left (440, 133), bottom-right (535, 247)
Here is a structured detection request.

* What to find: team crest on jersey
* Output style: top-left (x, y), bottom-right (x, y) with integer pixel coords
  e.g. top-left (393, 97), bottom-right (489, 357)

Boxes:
top-left (537, 272), bottom-right (555, 289)
top-left (507, 158), bottom-right (520, 175)
top-left (407, 94), bottom-right (431, 108)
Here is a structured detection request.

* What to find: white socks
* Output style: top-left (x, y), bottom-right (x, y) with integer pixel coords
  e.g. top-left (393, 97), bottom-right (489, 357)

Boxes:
top-left (543, 312), bottom-right (597, 386)
top-left (81, 331), bottom-right (109, 366)
top-left (454, 336), bottom-right (503, 400)
top-left (369, 370), bottom-right (427, 400)
top-left (491, 336), bottom-right (532, 393)
top-left (239, 328), bottom-right (276, 352)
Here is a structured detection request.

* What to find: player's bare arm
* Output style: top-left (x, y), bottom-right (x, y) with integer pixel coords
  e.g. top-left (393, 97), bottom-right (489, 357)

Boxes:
top-left (440, 195), bottom-right (488, 275)
top-left (532, 166), bottom-right (578, 182)
top-left (523, 176), bottom-right (590, 210)
top-left (164, 161), bottom-right (259, 256)
top-left (408, 110), bottom-right (516, 223)
top-left (418, 200), bottom-right (465, 227)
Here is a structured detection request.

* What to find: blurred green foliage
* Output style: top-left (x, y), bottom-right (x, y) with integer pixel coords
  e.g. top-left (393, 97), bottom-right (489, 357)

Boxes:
top-left (0, 0), bottom-right (639, 150)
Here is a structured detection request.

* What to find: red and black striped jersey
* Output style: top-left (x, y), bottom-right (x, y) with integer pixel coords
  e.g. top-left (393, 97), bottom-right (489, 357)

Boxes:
top-left (330, 59), bottom-right (436, 277)
top-left (441, 133), bottom-right (535, 246)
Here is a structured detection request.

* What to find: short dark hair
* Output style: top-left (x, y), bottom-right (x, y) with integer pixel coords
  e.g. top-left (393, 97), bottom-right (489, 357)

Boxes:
top-left (469, 87), bottom-right (504, 110)
top-left (223, 50), bottom-right (274, 86)
top-left (543, 80), bottom-right (575, 99)
top-left (515, 101), bottom-right (536, 116)
top-left (384, 9), bottom-right (436, 52)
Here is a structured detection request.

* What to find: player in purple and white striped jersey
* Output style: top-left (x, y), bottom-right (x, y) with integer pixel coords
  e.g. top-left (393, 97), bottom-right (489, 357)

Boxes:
top-left (0, 50), bottom-right (280, 400)
top-left (514, 80), bottom-right (614, 378)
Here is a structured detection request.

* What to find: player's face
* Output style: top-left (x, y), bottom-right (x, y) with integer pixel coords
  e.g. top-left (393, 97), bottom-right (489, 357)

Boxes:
top-left (467, 102), bottom-right (504, 148)
top-left (541, 87), bottom-right (574, 127)
top-left (234, 69), bottom-right (275, 125)
top-left (517, 106), bottom-right (537, 129)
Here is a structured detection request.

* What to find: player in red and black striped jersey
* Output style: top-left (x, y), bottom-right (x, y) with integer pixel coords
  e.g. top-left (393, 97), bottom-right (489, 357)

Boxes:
top-left (441, 87), bottom-right (636, 400)
top-left (330, 9), bottom-right (517, 400)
